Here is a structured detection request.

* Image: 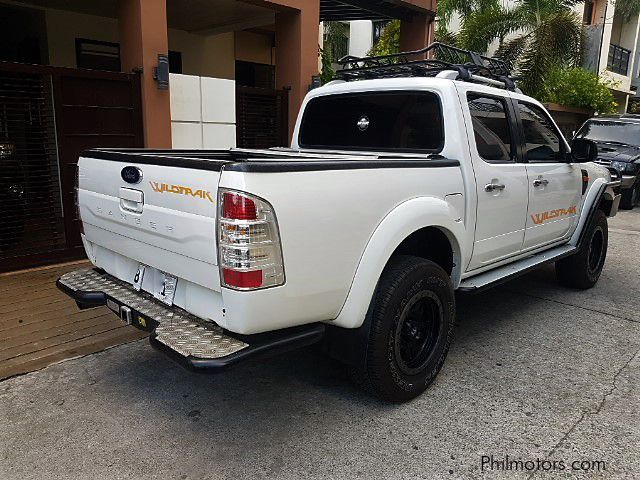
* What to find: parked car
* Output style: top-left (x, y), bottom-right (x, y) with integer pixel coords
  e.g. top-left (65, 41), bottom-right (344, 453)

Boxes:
top-left (58, 44), bottom-right (620, 402)
top-left (575, 115), bottom-right (640, 209)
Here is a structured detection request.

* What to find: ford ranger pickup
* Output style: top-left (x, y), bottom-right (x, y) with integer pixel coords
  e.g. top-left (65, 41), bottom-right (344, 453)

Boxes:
top-left (57, 43), bottom-right (621, 402)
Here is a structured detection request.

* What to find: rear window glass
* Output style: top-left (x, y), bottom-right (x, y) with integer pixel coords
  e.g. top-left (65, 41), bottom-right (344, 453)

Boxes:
top-left (298, 91), bottom-right (444, 152)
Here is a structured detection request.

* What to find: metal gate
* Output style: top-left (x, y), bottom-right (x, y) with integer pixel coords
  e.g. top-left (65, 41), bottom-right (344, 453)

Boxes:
top-left (0, 62), bottom-right (142, 272)
top-left (236, 86), bottom-right (289, 149)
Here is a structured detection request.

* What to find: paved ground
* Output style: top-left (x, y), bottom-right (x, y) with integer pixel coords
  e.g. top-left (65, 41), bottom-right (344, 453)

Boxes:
top-left (1, 211), bottom-right (639, 480)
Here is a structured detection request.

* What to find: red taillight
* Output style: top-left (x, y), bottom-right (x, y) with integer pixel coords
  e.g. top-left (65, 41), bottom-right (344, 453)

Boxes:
top-left (222, 268), bottom-right (263, 289)
top-left (222, 192), bottom-right (257, 220)
top-left (218, 189), bottom-right (285, 290)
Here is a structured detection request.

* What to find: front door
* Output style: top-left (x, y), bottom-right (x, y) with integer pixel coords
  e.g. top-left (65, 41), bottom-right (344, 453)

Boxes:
top-left (515, 101), bottom-right (582, 250)
top-left (461, 89), bottom-right (529, 270)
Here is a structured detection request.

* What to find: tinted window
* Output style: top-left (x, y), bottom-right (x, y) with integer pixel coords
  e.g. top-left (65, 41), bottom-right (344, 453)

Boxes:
top-left (467, 95), bottom-right (513, 162)
top-left (518, 102), bottom-right (563, 162)
top-left (235, 60), bottom-right (275, 89)
top-left (299, 92), bottom-right (443, 152)
top-left (576, 120), bottom-right (640, 147)
top-left (75, 38), bottom-right (121, 72)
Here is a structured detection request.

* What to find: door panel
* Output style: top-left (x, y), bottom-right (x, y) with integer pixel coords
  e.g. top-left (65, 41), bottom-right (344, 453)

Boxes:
top-left (524, 163), bottom-right (581, 249)
top-left (516, 101), bottom-right (581, 249)
top-left (461, 90), bottom-right (529, 270)
top-left (471, 164), bottom-right (529, 267)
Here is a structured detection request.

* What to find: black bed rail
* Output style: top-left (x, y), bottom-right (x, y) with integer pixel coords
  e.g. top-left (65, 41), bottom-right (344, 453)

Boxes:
top-left (334, 42), bottom-right (516, 90)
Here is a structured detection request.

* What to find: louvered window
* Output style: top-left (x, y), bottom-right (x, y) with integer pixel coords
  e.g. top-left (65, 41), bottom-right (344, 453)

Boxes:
top-left (236, 86), bottom-right (288, 149)
top-left (0, 71), bottom-right (65, 263)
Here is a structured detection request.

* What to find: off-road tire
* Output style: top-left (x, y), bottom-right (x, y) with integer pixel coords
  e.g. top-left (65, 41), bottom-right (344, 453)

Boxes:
top-left (620, 183), bottom-right (639, 210)
top-left (556, 209), bottom-right (608, 289)
top-left (349, 255), bottom-right (455, 403)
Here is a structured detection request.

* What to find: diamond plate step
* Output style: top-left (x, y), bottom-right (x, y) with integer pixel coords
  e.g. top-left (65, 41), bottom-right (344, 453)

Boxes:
top-left (58, 269), bottom-right (248, 359)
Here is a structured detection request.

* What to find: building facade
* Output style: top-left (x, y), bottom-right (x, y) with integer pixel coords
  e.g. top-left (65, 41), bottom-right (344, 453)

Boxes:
top-left (580, 0), bottom-right (640, 112)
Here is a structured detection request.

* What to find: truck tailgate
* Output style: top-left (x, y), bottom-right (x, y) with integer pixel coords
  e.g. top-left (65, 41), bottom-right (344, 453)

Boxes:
top-left (78, 154), bottom-right (222, 291)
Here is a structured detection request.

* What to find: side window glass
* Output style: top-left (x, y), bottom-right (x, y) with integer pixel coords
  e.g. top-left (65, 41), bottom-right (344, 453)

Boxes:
top-left (518, 102), bottom-right (563, 162)
top-left (467, 95), bottom-right (513, 163)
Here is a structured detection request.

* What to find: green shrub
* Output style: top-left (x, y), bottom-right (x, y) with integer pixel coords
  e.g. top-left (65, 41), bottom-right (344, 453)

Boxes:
top-left (368, 20), bottom-right (400, 56)
top-left (320, 48), bottom-right (335, 85)
top-left (539, 67), bottom-right (618, 114)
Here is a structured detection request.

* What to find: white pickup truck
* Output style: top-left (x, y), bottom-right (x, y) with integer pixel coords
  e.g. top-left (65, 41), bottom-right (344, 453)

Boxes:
top-left (58, 44), bottom-right (621, 402)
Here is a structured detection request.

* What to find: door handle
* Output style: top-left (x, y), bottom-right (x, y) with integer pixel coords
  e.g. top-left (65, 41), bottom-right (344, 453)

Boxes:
top-left (120, 187), bottom-right (144, 213)
top-left (485, 183), bottom-right (506, 192)
top-left (533, 179), bottom-right (549, 187)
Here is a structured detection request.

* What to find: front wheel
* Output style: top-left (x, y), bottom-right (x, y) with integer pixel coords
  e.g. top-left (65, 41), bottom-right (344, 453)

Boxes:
top-left (556, 209), bottom-right (608, 289)
top-left (349, 255), bottom-right (455, 403)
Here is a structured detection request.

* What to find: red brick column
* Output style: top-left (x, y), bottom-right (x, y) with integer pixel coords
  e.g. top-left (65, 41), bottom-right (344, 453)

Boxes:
top-left (118, 0), bottom-right (172, 148)
top-left (270, 0), bottom-right (320, 143)
top-left (400, 12), bottom-right (434, 52)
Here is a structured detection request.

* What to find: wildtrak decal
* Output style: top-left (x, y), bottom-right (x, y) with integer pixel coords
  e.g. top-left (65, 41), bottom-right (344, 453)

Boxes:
top-left (531, 206), bottom-right (577, 225)
top-left (149, 181), bottom-right (214, 203)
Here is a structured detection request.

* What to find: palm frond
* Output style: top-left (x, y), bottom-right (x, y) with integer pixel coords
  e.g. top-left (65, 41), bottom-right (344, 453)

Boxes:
top-left (614, 0), bottom-right (640, 21)
top-left (518, 9), bottom-right (583, 95)
top-left (494, 35), bottom-right (530, 70)
top-left (435, 25), bottom-right (459, 47)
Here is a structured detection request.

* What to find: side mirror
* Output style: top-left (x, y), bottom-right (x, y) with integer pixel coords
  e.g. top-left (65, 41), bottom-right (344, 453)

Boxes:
top-left (570, 138), bottom-right (598, 163)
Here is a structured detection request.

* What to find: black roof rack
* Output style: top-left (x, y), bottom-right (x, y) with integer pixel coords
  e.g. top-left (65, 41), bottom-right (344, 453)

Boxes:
top-left (335, 42), bottom-right (517, 91)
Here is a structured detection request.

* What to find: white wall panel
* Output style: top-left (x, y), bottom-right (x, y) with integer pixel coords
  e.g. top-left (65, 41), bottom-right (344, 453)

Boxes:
top-left (203, 124), bottom-right (236, 149)
top-left (171, 122), bottom-right (203, 149)
top-left (201, 77), bottom-right (236, 124)
top-left (170, 74), bottom-right (236, 149)
top-left (169, 74), bottom-right (202, 122)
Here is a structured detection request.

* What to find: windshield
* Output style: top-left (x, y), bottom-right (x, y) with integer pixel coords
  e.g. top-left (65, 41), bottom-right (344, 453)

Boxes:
top-left (576, 120), bottom-right (640, 147)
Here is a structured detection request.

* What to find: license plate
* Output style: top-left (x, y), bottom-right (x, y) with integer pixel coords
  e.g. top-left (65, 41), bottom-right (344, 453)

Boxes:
top-left (133, 264), bottom-right (146, 291)
top-left (154, 272), bottom-right (177, 306)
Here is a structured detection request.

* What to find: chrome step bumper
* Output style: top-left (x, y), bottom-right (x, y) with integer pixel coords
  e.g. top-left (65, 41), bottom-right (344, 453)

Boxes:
top-left (57, 268), bottom-right (325, 371)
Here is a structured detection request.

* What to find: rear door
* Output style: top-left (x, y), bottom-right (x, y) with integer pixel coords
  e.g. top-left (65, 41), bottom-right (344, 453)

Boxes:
top-left (459, 87), bottom-right (529, 270)
top-left (514, 100), bottom-right (581, 249)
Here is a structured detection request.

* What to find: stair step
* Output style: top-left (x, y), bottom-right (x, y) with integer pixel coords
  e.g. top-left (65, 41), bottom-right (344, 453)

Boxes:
top-left (57, 268), bottom-right (325, 371)
top-left (57, 269), bottom-right (248, 360)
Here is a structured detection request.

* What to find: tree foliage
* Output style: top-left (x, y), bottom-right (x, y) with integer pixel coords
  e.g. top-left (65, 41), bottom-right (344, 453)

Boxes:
top-left (320, 48), bottom-right (335, 85)
top-left (437, 0), bottom-right (585, 98)
top-left (436, 0), bottom-right (507, 53)
top-left (539, 67), bottom-right (618, 114)
top-left (320, 21), bottom-right (349, 83)
top-left (322, 21), bottom-right (349, 63)
top-left (368, 20), bottom-right (401, 56)
top-left (614, 0), bottom-right (640, 21)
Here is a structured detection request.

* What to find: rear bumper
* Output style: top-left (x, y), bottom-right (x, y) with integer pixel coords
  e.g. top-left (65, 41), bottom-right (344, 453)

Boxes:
top-left (57, 268), bottom-right (325, 372)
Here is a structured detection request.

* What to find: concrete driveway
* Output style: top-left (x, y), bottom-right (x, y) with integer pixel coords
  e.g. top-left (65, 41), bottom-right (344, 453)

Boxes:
top-left (1, 211), bottom-right (639, 480)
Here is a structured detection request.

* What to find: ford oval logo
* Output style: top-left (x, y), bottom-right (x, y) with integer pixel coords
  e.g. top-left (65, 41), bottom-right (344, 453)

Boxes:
top-left (121, 166), bottom-right (142, 184)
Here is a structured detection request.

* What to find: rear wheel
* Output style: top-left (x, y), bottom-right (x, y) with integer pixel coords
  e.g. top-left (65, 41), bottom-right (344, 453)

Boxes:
top-left (556, 209), bottom-right (608, 289)
top-left (349, 256), bottom-right (455, 403)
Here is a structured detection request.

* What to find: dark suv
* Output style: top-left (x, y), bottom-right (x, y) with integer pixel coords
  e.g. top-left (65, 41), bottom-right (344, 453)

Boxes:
top-left (575, 115), bottom-right (640, 209)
